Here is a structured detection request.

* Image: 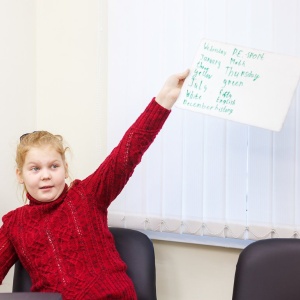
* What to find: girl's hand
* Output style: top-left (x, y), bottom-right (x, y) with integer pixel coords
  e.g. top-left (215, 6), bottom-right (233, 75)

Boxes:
top-left (155, 69), bottom-right (190, 109)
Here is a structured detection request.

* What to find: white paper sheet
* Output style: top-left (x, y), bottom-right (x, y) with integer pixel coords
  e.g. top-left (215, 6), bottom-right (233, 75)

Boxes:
top-left (176, 39), bottom-right (300, 131)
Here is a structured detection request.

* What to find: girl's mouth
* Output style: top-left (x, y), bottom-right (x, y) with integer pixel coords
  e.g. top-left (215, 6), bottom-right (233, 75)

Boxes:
top-left (40, 186), bottom-right (53, 190)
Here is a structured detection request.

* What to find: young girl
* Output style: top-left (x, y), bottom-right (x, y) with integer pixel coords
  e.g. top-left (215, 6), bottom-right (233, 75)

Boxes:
top-left (0, 70), bottom-right (189, 299)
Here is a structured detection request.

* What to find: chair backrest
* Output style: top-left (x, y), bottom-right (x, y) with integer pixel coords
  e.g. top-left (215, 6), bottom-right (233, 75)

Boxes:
top-left (232, 238), bottom-right (300, 300)
top-left (13, 227), bottom-right (157, 300)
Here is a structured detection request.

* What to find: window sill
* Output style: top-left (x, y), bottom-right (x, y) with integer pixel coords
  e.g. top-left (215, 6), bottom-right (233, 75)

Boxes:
top-left (139, 230), bottom-right (254, 249)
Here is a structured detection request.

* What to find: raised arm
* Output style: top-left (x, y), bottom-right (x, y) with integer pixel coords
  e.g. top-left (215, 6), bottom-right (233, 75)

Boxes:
top-left (81, 70), bottom-right (189, 209)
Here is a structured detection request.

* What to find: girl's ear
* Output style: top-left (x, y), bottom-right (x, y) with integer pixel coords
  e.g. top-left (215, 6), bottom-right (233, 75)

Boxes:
top-left (16, 169), bottom-right (24, 184)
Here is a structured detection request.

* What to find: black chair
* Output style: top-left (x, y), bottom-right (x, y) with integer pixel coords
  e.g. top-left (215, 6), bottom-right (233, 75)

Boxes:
top-left (232, 238), bottom-right (300, 300)
top-left (12, 227), bottom-right (157, 300)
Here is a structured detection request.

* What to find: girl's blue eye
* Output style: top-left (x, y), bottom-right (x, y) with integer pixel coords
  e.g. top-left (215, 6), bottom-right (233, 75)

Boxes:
top-left (32, 167), bottom-right (39, 171)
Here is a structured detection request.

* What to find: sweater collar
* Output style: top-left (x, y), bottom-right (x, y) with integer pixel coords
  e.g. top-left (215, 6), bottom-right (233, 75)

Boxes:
top-left (27, 184), bottom-right (68, 206)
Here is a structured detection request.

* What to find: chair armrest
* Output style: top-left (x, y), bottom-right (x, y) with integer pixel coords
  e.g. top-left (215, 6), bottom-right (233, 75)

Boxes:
top-left (0, 293), bottom-right (62, 300)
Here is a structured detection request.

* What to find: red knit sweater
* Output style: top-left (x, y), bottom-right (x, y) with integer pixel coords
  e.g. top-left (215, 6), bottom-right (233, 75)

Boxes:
top-left (0, 98), bottom-right (170, 300)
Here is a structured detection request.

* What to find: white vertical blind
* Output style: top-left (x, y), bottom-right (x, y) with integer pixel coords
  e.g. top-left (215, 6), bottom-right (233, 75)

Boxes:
top-left (107, 0), bottom-right (300, 241)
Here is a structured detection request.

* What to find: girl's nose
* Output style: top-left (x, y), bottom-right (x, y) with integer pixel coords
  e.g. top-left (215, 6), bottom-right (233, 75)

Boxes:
top-left (41, 170), bottom-right (51, 180)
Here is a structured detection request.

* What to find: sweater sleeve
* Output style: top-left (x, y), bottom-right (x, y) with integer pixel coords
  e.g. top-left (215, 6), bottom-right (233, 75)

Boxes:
top-left (81, 98), bottom-right (171, 209)
top-left (0, 219), bottom-right (18, 285)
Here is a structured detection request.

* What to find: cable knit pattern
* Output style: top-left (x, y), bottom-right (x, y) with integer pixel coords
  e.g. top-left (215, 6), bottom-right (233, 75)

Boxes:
top-left (0, 98), bottom-right (170, 300)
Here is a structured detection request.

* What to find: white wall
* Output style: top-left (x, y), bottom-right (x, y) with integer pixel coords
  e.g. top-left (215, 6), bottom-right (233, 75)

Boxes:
top-left (0, 1), bottom-right (241, 299)
top-left (0, 0), bottom-right (36, 292)
top-left (154, 241), bottom-right (240, 300)
top-left (0, 0), bottom-right (36, 213)
top-left (36, 0), bottom-right (107, 178)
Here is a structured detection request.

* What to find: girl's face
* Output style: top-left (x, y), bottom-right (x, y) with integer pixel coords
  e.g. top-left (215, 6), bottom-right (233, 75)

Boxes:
top-left (16, 146), bottom-right (68, 202)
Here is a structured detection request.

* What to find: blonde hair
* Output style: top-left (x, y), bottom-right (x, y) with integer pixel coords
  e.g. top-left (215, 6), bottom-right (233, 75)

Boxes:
top-left (16, 131), bottom-right (69, 172)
